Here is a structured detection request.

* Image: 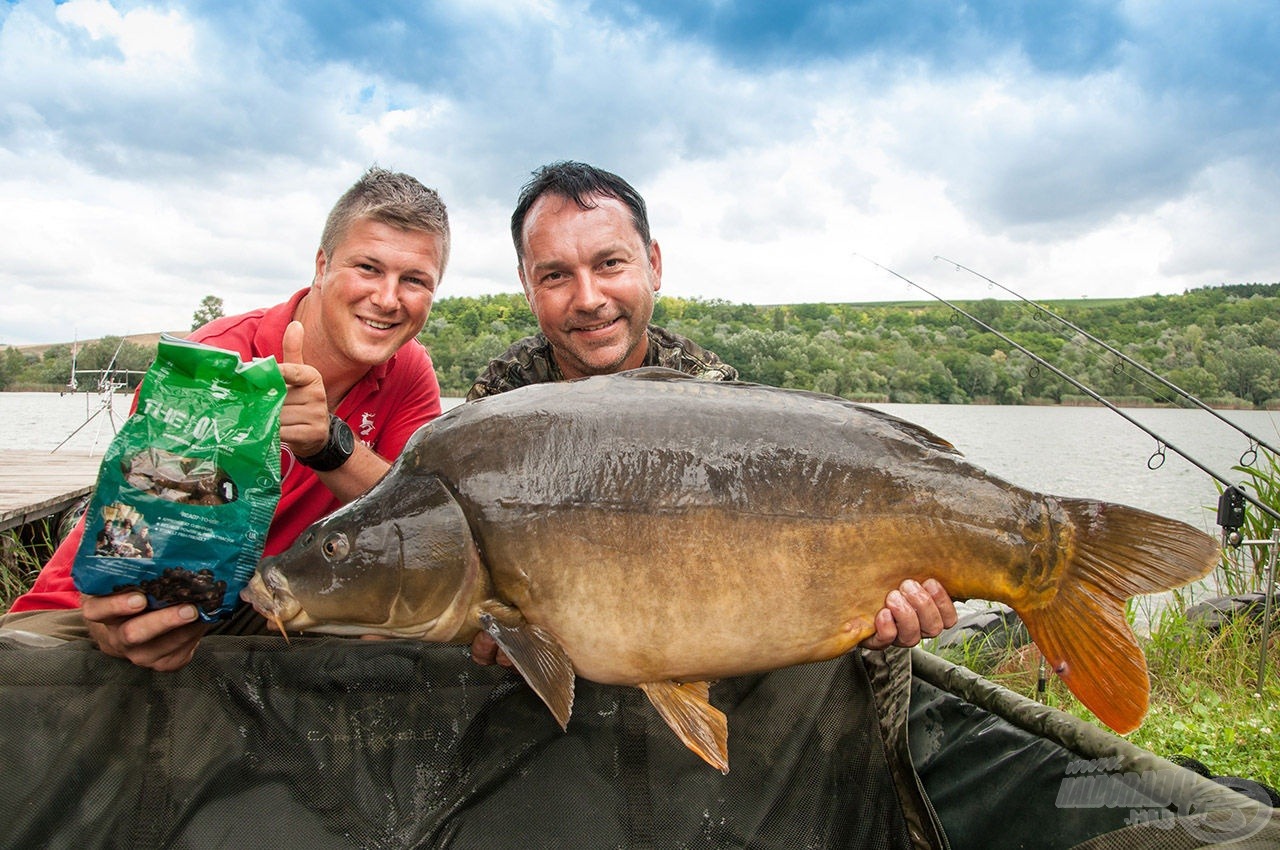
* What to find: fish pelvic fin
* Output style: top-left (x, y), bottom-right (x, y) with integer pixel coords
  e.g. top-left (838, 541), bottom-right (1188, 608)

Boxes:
top-left (479, 611), bottom-right (575, 730)
top-left (1023, 499), bottom-right (1219, 735)
top-left (638, 680), bottom-right (730, 774)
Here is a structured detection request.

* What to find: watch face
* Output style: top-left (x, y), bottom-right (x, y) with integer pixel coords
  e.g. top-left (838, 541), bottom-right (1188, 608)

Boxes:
top-left (334, 417), bottom-right (355, 454)
top-left (298, 415), bottom-right (356, 471)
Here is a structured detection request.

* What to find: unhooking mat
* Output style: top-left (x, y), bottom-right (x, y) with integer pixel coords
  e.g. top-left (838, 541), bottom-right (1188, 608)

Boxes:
top-left (0, 634), bottom-right (942, 850)
top-left (0, 632), bottom-right (1272, 850)
top-left (909, 648), bottom-right (1278, 850)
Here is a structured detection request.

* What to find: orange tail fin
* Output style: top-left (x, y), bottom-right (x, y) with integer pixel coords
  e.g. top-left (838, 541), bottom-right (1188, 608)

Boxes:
top-left (1019, 499), bottom-right (1218, 734)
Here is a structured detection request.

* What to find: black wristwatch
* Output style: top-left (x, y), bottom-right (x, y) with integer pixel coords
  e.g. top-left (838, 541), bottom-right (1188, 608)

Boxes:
top-left (296, 414), bottom-right (355, 472)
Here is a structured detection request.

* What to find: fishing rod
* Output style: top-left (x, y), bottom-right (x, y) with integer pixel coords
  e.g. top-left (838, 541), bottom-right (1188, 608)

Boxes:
top-left (855, 254), bottom-right (1280, 529)
top-left (934, 255), bottom-right (1280, 463)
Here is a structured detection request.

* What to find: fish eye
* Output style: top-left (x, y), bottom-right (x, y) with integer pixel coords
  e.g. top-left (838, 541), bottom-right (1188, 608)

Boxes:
top-left (321, 533), bottom-right (350, 561)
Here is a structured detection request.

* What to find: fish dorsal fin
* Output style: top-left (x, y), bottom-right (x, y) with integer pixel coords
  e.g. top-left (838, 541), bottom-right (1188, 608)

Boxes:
top-left (638, 680), bottom-right (729, 774)
top-left (479, 611), bottom-right (575, 730)
top-left (609, 368), bottom-right (961, 455)
top-left (851, 405), bottom-right (959, 455)
top-left (610, 366), bottom-right (694, 382)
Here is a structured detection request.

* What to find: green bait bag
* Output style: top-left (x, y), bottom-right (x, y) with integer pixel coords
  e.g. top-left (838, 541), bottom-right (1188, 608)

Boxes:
top-left (72, 335), bottom-right (286, 621)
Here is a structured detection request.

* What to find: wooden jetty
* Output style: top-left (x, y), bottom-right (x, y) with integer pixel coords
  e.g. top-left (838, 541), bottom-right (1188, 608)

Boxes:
top-left (0, 450), bottom-right (101, 534)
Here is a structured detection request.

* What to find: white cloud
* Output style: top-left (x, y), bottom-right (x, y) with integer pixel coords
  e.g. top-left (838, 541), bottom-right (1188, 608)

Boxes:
top-left (1, 0), bottom-right (1277, 345)
top-left (0, 155), bottom-right (323, 335)
top-left (1155, 157), bottom-right (1280, 283)
top-left (56, 0), bottom-right (194, 67)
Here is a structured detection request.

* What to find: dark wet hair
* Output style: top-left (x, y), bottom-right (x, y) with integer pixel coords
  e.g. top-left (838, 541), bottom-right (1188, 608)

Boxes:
top-left (510, 161), bottom-right (651, 262)
top-left (320, 166), bottom-right (451, 274)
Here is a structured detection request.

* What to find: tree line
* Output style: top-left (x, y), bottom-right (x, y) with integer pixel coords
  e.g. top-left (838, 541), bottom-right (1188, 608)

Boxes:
top-left (424, 282), bottom-right (1280, 406)
top-left (5, 283), bottom-right (1279, 407)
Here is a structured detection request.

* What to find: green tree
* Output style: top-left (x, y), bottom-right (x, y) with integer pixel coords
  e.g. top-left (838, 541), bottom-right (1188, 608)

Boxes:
top-left (456, 307), bottom-right (482, 336)
top-left (192, 295), bottom-right (225, 330)
top-left (1215, 345), bottom-right (1280, 406)
top-left (410, 285), bottom-right (1280, 405)
top-left (943, 351), bottom-right (998, 400)
top-left (1164, 366), bottom-right (1220, 400)
top-left (0, 347), bottom-right (29, 390)
top-left (37, 345), bottom-right (73, 387)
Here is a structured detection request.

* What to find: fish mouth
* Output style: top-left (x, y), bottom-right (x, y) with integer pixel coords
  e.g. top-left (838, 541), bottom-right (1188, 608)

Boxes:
top-left (242, 568), bottom-right (309, 632)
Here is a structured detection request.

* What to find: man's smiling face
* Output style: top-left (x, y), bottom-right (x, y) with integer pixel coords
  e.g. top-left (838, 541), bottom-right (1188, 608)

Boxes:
top-left (308, 216), bottom-right (443, 372)
top-left (518, 193), bottom-right (661, 380)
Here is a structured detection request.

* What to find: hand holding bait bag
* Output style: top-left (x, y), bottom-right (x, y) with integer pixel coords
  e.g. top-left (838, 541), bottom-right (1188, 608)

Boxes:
top-left (72, 335), bottom-right (286, 620)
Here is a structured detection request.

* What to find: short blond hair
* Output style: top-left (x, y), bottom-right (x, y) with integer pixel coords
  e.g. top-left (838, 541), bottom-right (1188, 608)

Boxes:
top-left (320, 166), bottom-right (451, 274)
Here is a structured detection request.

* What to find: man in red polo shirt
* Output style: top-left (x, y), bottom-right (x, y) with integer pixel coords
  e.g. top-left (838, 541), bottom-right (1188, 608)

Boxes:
top-left (3, 167), bottom-right (450, 671)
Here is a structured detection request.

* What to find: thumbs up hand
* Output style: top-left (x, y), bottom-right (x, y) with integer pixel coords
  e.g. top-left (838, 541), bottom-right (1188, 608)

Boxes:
top-left (278, 320), bottom-right (330, 458)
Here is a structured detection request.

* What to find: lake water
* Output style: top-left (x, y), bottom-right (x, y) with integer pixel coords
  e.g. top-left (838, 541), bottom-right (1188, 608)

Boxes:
top-left (1, 392), bottom-right (1274, 533)
top-left (0, 392), bottom-right (464, 456)
top-left (867, 403), bottom-right (1279, 537)
top-left (2, 391), bottom-right (1276, 617)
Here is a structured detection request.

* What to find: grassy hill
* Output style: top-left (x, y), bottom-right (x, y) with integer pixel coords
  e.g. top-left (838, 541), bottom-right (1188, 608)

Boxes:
top-left (14, 331), bottom-right (188, 360)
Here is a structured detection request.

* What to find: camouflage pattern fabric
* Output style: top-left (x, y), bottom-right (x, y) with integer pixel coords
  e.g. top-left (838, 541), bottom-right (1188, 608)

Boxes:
top-left (466, 325), bottom-right (739, 400)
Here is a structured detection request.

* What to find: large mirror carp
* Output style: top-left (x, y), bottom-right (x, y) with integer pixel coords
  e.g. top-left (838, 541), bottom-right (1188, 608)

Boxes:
top-left (244, 368), bottom-right (1218, 772)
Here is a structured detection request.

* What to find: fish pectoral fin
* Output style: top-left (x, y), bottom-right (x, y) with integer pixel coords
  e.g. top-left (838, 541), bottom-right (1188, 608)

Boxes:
top-left (479, 612), bottom-right (575, 731)
top-left (638, 680), bottom-right (729, 774)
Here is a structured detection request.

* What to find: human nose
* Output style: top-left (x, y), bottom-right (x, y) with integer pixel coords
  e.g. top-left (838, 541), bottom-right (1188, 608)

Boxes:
top-left (569, 273), bottom-right (607, 313)
top-left (369, 275), bottom-right (399, 311)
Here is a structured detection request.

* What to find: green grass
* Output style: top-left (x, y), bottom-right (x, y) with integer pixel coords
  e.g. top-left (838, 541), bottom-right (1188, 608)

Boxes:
top-left (933, 603), bottom-right (1280, 790)
top-left (1138, 609), bottom-right (1279, 788)
top-left (1, 520), bottom-right (57, 610)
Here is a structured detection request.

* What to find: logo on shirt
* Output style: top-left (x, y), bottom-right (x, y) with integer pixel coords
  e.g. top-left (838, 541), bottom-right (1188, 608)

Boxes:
top-left (359, 412), bottom-right (376, 437)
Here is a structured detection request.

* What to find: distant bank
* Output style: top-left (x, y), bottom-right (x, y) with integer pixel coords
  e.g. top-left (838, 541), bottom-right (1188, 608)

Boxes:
top-left (7, 283), bottom-right (1280, 406)
top-left (12, 331), bottom-right (189, 360)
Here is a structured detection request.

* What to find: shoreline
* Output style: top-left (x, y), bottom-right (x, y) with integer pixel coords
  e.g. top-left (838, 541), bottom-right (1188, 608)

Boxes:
top-left (3, 386), bottom-right (1273, 411)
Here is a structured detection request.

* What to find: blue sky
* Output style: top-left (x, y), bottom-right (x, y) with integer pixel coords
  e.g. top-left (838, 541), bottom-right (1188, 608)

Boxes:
top-left (2, 0), bottom-right (1278, 345)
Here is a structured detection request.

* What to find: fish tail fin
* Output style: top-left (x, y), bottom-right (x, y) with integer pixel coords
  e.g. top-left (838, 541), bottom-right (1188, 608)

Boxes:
top-left (1020, 499), bottom-right (1218, 734)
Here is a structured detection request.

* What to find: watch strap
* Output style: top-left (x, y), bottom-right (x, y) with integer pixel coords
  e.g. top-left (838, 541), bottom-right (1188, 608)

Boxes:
top-left (296, 414), bottom-right (355, 472)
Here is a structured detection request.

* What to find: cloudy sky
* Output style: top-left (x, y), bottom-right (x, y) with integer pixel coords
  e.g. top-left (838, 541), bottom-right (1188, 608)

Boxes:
top-left (2, 0), bottom-right (1278, 345)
